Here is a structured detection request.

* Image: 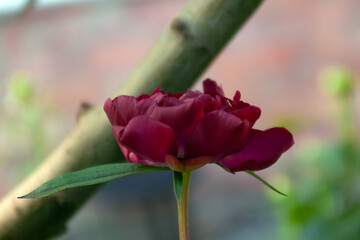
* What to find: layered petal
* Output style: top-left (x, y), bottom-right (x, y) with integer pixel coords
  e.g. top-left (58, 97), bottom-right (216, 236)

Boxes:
top-left (157, 95), bottom-right (183, 107)
top-left (220, 128), bottom-right (294, 172)
top-left (234, 100), bottom-right (250, 110)
top-left (179, 90), bottom-right (202, 102)
top-left (119, 144), bottom-right (163, 166)
top-left (136, 94), bottom-right (150, 101)
top-left (167, 92), bottom-right (184, 99)
top-left (232, 105), bottom-right (261, 126)
top-left (197, 94), bottom-right (222, 114)
top-left (105, 79), bottom-right (294, 172)
top-left (186, 110), bottom-right (250, 160)
top-left (149, 101), bottom-right (204, 139)
top-left (111, 96), bottom-right (139, 124)
top-left (136, 97), bottom-right (158, 114)
top-left (108, 95), bottom-right (159, 125)
top-left (120, 116), bottom-right (177, 164)
top-left (180, 90), bottom-right (221, 113)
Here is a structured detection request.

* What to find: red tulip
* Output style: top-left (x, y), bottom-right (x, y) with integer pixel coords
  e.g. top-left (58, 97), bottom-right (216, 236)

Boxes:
top-left (104, 79), bottom-right (294, 172)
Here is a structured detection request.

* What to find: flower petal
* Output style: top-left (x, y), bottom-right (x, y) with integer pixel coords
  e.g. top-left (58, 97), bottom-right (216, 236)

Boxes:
top-left (114, 126), bottom-right (158, 166)
top-left (103, 98), bottom-right (125, 126)
top-left (232, 105), bottom-right (261, 126)
top-left (186, 110), bottom-right (250, 160)
top-left (180, 91), bottom-right (221, 113)
top-left (198, 94), bottom-right (222, 114)
top-left (149, 101), bottom-right (204, 140)
top-left (110, 95), bottom-right (159, 125)
top-left (111, 96), bottom-right (139, 124)
top-left (231, 91), bottom-right (241, 110)
top-left (179, 90), bottom-right (202, 102)
top-left (112, 125), bottom-right (125, 143)
top-left (120, 116), bottom-right (177, 164)
top-left (136, 94), bottom-right (150, 101)
top-left (158, 96), bottom-right (183, 106)
top-left (203, 78), bottom-right (230, 106)
top-left (167, 92), bottom-right (184, 99)
top-left (127, 149), bottom-right (164, 166)
top-left (220, 128), bottom-right (294, 172)
top-left (203, 78), bottom-right (225, 97)
top-left (122, 143), bottom-right (166, 166)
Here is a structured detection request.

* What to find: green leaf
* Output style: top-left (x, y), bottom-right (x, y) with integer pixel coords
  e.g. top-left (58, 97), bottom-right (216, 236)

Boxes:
top-left (216, 162), bottom-right (235, 174)
top-left (246, 170), bottom-right (287, 196)
top-left (19, 163), bottom-right (170, 199)
top-left (173, 171), bottom-right (183, 203)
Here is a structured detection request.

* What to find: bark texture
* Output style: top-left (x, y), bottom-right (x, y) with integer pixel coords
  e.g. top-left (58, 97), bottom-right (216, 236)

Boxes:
top-left (0, 0), bottom-right (263, 239)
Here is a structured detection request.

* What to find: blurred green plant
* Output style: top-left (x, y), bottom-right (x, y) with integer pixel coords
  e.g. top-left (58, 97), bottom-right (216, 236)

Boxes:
top-left (1, 72), bottom-right (62, 187)
top-left (268, 67), bottom-right (359, 240)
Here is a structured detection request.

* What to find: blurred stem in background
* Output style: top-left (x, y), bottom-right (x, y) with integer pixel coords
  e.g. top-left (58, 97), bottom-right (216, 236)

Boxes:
top-left (1, 73), bottom-right (61, 183)
top-left (269, 66), bottom-right (359, 240)
top-left (320, 67), bottom-right (358, 208)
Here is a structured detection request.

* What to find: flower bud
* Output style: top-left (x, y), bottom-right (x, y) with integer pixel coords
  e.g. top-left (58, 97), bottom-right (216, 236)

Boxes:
top-left (319, 66), bottom-right (355, 98)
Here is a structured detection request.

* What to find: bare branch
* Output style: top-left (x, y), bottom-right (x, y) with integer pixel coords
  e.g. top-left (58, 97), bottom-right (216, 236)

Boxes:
top-left (0, 0), bottom-right (263, 239)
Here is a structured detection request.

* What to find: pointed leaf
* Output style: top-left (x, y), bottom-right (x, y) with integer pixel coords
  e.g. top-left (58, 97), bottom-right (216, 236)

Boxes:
top-left (216, 162), bottom-right (236, 174)
top-left (246, 170), bottom-right (287, 196)
top-left (19, 163), bottom-right (170, 199)
top-left (173, 171), bottom-right (183, 203)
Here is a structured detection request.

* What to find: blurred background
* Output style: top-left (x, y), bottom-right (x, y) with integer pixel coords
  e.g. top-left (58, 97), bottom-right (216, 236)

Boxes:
top-left (0, 0), bottom-right (359, 239)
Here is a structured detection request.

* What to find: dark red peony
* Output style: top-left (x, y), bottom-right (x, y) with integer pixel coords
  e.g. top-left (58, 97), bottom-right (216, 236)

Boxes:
top-left (104, 79), bottom-right (294, 172)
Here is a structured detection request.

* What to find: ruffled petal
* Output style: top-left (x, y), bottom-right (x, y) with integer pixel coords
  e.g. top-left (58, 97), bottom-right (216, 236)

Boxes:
top-left (148, 91), bottom-right (182, 107)
top-left (109, 95), bottom-right (159, 125)
top-left (149, 101), bottom-right (204, 140)
top-left (203, 78), bottom-right (225, 97)
top-left (159, 96), bottom-right (183, 106)
top-left (232, 105), bottom-right (261, 126)
top-left (186, 110), bottom-right (250, 160)
top-left (136, 94), bottom-right (150, 101)
top-left (203, 78), bottom-right (230, 106)
top-left (111, 96), bottom-right (139, 124)
top-left (150, 88), bottom-right (164, 96)
top-left (167, 92), bottom-right (184, 99)
top-left (234, 100), bottom-right (250, 109)
top-left (220, 128), bottom-right (294, 172)
top-left (179, 90), bottom-right (202, 102)
top-left (181, 91), bottom-right (221, 113)
top-left (120, 116), bottom-right (177, 164)
top-left (197, 94), bottom-right (222, 114)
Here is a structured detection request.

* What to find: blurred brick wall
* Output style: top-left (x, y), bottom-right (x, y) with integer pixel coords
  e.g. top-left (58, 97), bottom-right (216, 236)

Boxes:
top-left (1, 0), bottom-right (359, 141)
top-left (1, 0), bottom-right (359, 132)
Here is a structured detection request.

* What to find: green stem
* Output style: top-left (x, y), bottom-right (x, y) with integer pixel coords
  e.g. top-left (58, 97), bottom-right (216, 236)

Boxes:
top-left (177, 171), bottom-right (191, 240)
top-left (338, 96), bottom-right (358, 207)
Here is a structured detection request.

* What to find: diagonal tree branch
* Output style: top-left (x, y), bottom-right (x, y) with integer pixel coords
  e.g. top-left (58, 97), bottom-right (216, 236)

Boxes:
top-left (0, 0), bottom-right (263, 239)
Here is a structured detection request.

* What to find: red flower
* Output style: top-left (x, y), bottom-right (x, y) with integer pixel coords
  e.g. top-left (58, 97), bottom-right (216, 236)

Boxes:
top-left (104, 79), bottom-right (294, 172)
